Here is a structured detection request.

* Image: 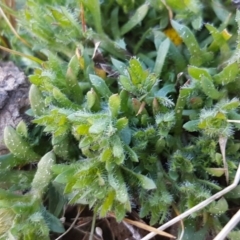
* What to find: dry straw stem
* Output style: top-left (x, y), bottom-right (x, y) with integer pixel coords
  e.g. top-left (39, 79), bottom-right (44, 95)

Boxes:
top-left (172, 204), bottom-right (184, 240)
top-left (108, 213), bottom-right (176, 239)
top-left (227, 120), bottom-right (240, 123)
top-left (0, 45), bottom-right (43, 64)
top-left (219, 136), bottom-right (229, 183)
top-left (0, 6), bottom-right (31, 47)
top-left (140, 163), bottom-right (240, 240)
top-left (214, 209), bottom-right (240, 240)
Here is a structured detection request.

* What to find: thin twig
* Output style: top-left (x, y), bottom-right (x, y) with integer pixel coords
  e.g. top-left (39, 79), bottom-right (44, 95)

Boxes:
top-left (89, 211), bottom-right (97, 240)
top-left (55, 207), bottom-right (82, 240)
top-left (140, 164), bottom-right (240, 240)
top-left (213, 209), bottom-right (240, 240)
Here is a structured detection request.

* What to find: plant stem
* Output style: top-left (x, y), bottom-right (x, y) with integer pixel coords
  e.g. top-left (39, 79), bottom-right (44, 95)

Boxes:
top-left (90, 211), bottom-right (97, 240)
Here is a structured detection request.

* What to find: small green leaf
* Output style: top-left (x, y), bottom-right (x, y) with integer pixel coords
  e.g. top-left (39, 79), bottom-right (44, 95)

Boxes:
top-left (100, 190), bottom-right (115, 217)
top-left (192, 15), bottom-right (203, 30)
top-left (41, 207), bottom-right (65, 233)
top-left (174, 87), bottom-right (193, 134)
top-left (119, 75), bottom-right (133, 92)
top-left (119, 127), bottom-right (131, 145)
top-left (54, 169), bottom-right (76, 184)
top-left (109, 94), bottom-right (121, 118)
top-left (4, 126), bottom-right (39, 162)
top-left (0, 153), bottom-right (22, 169)
top-left (49, 7), bottom-right (71, 27)
top-left (89, 74), bottom-right (112, 98)
top-left (124, 145), bottom-right (138, 162)
top-left (115, 202), bottom-right (127, 222)
top-left (225, 185), bottom-right (240, 199)
top-left (208, 198), bottom-right (228, 214)
top-left (183, 120), bottom-right (200, 132)
top-left (111, 58), bottom-right (126, 75)
top-left (205, 168), bottom-right (225, 177)
top-left (53, 87), bottom-right (80, 110)
top-left (111, 136), bottom-right (124, 159)
top-left (169, 170), bottom-right (179, 180)
top-left (156, 84), bottom-right (176, 97)
top-left (75, 124), bottom-right (90, 135)
top-left (48, 183), bottom-right (66, 217)
top-left (110, 7), bottom-right (120, 39)
top-left (120, 4), bottom-right (149, 36)
top-left (165, 0), bottom-right (186, 11)
top-left (86, 88), bottom-right (101, 111)
top-left (66, 55), bottom-right (83, 104)
top-left (206, 24), bottom-right (229, 52)
top-left (16, 120), bottom-right (28, 138)
top-left (228, 231), bottom-right (240, 240)
top-left (188, 66), bottom-right (212, 81)
top-left (86, 89), bottom-right (96, 109)
top-left (31, 151), bottom-right (56, 198)
top-left (108, 168), bottom-right (128, 203)
top-left (213, 62), bottom-right (239, 85)
top-left (80, 0), bottom-right (103, 33)
top-left (89, 119), bottom-right (108, 134)
top-left (128, 58), bottom-right (148, 85)
top-left (218, 98), bottom-right (240, 111)
top-left (153, 38), bottom-right (170, 77)
top-left (29, 74), bottom-right (42, 86)
top-left (79, 136), bottom-right (92, 148)
top-left (29, 84), bottom-right (47, 116)
top-left (100, 148), bottom-right (112, 162)
top-left (137, 174), bottom-right (156, 190)
top-left (211, 0), bottom-right (231, 22)
top-left (116, 117), bottom-right (128, 131)
top-left (182, 219), bottom-right (209, 240)
top-left (120, 90), bottom-right (131, 114)
top-left (171, 20), bottom-right (212, 66)
top-left (201, 76), bottom-right (222, 100)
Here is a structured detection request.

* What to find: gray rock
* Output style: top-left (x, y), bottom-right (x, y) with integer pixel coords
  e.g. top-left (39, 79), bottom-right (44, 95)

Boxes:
top-left (0, 62), bottom-right (30, 154)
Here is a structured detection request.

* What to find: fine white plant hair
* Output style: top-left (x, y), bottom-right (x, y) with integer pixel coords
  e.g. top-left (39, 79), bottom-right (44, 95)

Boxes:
top-left (140, 163), bottom-right (240, 240)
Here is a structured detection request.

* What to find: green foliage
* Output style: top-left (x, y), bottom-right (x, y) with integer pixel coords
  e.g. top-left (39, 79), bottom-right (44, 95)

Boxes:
top-left (1, 0), bottom-right (240, 238)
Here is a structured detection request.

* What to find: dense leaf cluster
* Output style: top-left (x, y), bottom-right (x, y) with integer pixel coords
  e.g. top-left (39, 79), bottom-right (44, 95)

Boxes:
top-left (1, 0), bottom-right (240, 239)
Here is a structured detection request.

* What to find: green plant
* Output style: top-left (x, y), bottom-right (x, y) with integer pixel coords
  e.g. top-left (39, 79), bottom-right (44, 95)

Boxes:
top-left (1, 0), bottom-right (240, 239)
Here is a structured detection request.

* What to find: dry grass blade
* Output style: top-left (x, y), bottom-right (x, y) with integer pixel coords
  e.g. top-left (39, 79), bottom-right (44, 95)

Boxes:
top-left (0, 6), bottom-right (31, 47)
top-left (213, 209), bottom-right (240, 240)
top-left (161, 0), bottom-right (173, 20)
top-left (80, 2), bottom-right (86, 32)
top-left (3, 0), bottom-right (16, 27)
top-left (141, 163), bottom-right (240, 240)
top-left (0, 45), bottom-right (43, 64)
top-left (108, 213), bottom-right (175, 239)
top-left (172, 204), bottom-right (184, 240)
top-left (136, 102), bottom-right (146, 116)
top-left (219, 136), bottom-right (229, 183)
top-left (123, 218), bottom-right (176, 239)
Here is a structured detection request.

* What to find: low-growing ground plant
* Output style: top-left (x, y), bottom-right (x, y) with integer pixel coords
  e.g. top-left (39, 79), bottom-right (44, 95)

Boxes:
top-left (1, 0), bottom-right (240, 239)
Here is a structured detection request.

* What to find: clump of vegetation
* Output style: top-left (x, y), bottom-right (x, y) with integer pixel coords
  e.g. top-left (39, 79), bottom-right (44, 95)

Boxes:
top-left (1, 0), bottom-right (240, 239)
